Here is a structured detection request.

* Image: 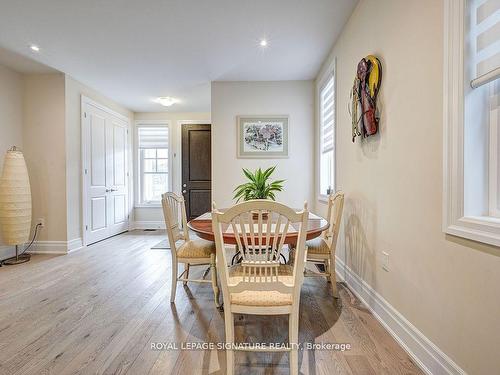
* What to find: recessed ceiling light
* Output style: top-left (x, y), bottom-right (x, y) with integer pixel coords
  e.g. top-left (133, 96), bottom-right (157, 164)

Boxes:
top-left (29, 44), bottom-right (40, 52)
top-left (154, 97), bottom-right (179, 107)
top-left (260, 39), bottom-right (268, 47)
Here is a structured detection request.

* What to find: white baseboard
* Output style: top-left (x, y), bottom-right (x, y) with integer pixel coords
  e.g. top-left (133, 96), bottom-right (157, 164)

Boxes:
top-left (67, 238), bottom-right (85, 253)
top-left (29, 238), bottom-right (85, 254)
top-left (30, 241), bottom-right (69, 254)
top-left (133, 221), bottom-right (165, 230)
top-left (1, 238), bottom-right (85, 258)
top-left (335, 257), bottom-right (466, 375)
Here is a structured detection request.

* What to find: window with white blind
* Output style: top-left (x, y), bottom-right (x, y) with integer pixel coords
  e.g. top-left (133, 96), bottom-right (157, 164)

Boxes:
top-left (136, 125), bottom-right (169, 205)
top-left (319, 73), bottom-right (335, 197)
top-left (470, 0), bottom-right (500, 90)
top-left (443, 0), bottom-right (500, 247)
top-left (469, 0), bottom-right (500, 217)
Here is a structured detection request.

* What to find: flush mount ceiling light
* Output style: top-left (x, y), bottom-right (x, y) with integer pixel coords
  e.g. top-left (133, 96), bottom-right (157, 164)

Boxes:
top-left (259, 39), bottom-right (268, 47)
top-left (29, 44), bottom-right (40, 52)
top-left (154, 97), bottom-right (179, 107)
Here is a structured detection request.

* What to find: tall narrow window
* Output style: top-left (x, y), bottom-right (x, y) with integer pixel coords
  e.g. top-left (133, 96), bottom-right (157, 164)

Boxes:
top-left (319, 73), bottom-right (335, 197)
top-left (137, 126), bottom-right (169, 205)
top-left (443, 0), bottom-right (500, 246)
top-left (468, 0), bottom-right (500, 216)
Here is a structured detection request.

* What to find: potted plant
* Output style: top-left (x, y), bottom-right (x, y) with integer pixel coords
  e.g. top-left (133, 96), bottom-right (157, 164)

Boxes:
top-left (233, 166), bottom-right (285, 219)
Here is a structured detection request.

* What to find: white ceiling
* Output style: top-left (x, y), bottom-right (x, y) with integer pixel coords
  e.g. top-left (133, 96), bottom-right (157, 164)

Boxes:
top-left (0, 0), bottom-right (357, 112)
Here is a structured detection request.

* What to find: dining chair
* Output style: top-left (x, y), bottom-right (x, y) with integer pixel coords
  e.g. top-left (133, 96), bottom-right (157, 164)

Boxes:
top-left (212, 199), bottom-right (309, 375)
top-left (301, 191), bottom-right (344, 298)
top-left (161, 192), bottom-right (220, 306)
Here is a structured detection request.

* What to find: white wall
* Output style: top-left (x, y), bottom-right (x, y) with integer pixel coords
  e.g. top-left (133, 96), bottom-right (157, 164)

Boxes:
top-left (0, 64), bottom-right (23, 259)
top-left (316, 1), bottom-right (500, 374)
top-left (65, 76), bottom-right (133, 244)
top-left (211, 81), bottom-right (314, 209)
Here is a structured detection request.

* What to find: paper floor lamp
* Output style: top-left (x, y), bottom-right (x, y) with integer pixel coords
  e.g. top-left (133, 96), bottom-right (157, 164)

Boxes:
top-left (0, 146), bottom-right (32, 265)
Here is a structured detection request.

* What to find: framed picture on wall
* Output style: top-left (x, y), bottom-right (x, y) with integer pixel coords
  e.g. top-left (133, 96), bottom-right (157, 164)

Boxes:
top-left (237, 115), bottom-right (289, 158)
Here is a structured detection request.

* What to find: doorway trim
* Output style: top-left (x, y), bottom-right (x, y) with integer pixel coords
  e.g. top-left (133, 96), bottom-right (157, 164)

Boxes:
top-left (81, 95), bottom-right (132, 247)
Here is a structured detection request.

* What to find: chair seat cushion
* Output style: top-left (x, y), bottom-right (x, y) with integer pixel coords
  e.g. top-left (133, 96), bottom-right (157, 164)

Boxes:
top-left (230, 290), bottom-right (292, 306)
top-left (177, 239), bottom-right (215, 258)
top-left (306, 237), bottom-right (331, 254)
top-left (228, 264), bottom-right (294, 306)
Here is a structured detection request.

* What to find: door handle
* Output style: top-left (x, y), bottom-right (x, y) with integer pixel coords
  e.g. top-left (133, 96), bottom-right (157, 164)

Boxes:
top-left (105, 188), bottom-right (111, 193)
top-left (110, 188), bottom-right (117, 192)
top-left (182, 190), bottom-right (187, 194)
top-left (183, 184), bottom-right (187, 187)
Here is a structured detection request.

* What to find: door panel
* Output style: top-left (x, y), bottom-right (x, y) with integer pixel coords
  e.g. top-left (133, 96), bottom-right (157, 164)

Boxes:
top-left (90, 114), bottom-right (106, 187)
top-left (113, 123), bottom-right (126, 187)
top-left (113, 195), bottom-right (126, 224)
top-left (182, 124), bottom-right (211, 220)
top-left (84, 101), bottom-right (129, 245)
top-left (188, 130), bottom-right (211, 181)
top-left (189, 189), bottom-right (211, 218)
top-left (91, 197), bottom-right (106, 230)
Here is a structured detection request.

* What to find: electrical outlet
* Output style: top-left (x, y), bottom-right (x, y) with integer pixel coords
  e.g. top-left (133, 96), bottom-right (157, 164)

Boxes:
top-left (382, 251), bottom-right (389, 272)
top-left (36, 218), bottom-right (45, 228)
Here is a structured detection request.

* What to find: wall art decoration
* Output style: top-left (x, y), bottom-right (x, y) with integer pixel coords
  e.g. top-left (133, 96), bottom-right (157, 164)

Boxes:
top-left (237, 116), bottom-right (289, 158)
top-left (350, 55), bottom-right (382, 142)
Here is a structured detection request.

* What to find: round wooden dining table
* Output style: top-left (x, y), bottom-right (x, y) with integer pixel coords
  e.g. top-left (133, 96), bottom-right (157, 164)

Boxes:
top-left (187, 211), bottom-right (329, 245)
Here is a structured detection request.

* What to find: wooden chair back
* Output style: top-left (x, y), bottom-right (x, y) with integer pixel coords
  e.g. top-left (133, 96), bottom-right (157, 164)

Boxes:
top-left (161, 192), bottom-right (190, 252)
top-left (323, 191), bottom-right (344, 250)
top-left (212, 200), bottom-right (309, 302)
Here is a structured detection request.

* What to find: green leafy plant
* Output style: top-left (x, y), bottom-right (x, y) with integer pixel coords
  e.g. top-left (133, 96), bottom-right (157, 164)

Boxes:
top-left (233, 166), bottom-right (285, 202)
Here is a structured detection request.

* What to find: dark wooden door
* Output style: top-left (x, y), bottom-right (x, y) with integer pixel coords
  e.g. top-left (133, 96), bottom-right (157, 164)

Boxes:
top-left (182, 124), bottom-right (212, 220)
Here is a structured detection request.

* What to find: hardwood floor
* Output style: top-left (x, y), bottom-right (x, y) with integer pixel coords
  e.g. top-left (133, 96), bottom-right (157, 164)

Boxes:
top-left (0, 231), bottom-right (424, 375)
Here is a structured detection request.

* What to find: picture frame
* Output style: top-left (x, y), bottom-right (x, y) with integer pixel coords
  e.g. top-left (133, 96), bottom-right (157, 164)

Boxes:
top-left (237, 115), bottom-right (289, 158)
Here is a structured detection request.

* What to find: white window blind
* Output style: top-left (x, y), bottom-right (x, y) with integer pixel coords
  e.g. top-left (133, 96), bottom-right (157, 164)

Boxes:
top-left (470, 0), bottom-right (500, 88)
top-left (489, 80), bottom-right (500, 216)
top-left (320, 75), bottom-right (335, 153)
top-left (136, 125), bottom-right (169, 205)
top-left (319, 73), bottom-right (335, 197)
top-left (137, 126), bottom-right (168, 149)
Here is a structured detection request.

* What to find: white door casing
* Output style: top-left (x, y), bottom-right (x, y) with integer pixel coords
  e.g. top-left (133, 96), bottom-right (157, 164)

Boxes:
top-left (82, 97), bottom-right (130, 245)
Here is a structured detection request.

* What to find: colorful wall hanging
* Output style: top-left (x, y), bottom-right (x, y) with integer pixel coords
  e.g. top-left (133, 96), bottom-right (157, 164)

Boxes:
top-left (350, 55), bottom-right (382, 142)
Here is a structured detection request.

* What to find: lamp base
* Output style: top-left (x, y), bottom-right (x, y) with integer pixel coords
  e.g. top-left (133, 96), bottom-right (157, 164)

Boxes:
top-left (3, 245), bottom-right (31, 265)
top-left (3, 253), bottom-right (31, 265)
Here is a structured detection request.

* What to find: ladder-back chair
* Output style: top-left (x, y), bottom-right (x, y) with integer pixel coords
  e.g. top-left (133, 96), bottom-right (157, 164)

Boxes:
top-left (302, 191), bottom-right (344, 298)
top-left (161, 192), bottom-right (220, 306)
top-left (212, 200), bottom-right (309, 375)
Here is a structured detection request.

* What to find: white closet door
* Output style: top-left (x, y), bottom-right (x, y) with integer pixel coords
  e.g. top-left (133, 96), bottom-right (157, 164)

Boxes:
top-left (107, 119), bottom-right (128, 236)
top-left (83, 100), bottom-right (129, 245)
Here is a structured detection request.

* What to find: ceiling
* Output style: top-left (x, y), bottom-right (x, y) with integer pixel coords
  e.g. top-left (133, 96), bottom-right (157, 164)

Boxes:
top-left (0, 0), bottom-right (357, 112)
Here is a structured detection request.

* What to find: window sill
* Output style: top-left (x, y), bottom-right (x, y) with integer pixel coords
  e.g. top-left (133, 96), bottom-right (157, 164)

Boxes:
top-left (135, 204), bottom-right (162, 209)
top-left (445, 215), bottom-right (500, 248)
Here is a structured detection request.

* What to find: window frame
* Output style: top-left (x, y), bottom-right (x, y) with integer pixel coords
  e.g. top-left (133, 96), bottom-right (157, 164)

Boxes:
top-left (489, 82), bottom-right (500, 217)
top-left (443, 0), bottom-right (500, 247)
top-left (134, 121), bottom-right (172, 208)
top-left (317, 59), bottom-right (337, 203)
